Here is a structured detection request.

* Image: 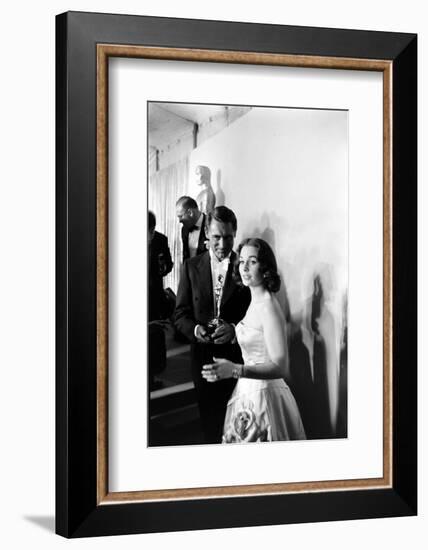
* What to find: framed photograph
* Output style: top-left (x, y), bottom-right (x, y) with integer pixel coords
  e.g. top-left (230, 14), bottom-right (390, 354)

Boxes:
top-left (56, 11), bottom-right (417, 537)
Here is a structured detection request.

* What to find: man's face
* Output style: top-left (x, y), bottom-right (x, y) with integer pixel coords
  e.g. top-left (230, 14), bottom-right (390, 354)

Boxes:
top-left (207, 220), bottom-right (235, 261)
top-left (176, 204), bottom-right (193, 228)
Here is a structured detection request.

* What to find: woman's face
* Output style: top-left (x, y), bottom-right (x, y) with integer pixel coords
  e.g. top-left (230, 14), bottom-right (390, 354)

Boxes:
top-left (239, 245), bottom-right (263, 287)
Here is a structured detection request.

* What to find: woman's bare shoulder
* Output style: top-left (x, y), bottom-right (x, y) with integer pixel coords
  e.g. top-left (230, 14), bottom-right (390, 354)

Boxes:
top-left (260, 294), bottom-right (284, 322)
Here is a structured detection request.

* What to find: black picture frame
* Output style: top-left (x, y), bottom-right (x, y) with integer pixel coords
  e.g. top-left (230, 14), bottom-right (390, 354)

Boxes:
top-left (56, 11), bottom-right (417, 538)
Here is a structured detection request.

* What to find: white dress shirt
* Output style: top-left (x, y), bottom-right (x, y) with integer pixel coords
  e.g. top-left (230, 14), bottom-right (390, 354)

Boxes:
top-left (193, 249), bottom-right (232, 338)
top-left (208, 248), bottom-right (231, 315)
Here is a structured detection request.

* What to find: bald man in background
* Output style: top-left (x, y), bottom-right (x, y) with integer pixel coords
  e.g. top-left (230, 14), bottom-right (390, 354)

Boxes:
top-left (176, 196), bottom-right (207, 262)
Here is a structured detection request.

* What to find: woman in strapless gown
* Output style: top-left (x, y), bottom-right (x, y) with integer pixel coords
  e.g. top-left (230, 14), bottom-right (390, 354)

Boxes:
top-left (202, 238), bottom-right (306, 443)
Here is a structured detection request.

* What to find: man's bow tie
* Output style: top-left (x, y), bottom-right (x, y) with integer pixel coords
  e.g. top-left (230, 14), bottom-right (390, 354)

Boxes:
top-left (188, 225), bottom-right (199, 232)
top-left (213, 257), bottom-right (230, 269)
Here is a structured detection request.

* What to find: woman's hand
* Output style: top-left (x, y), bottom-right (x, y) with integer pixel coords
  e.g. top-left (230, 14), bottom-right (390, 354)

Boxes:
top-left (201, 357), bottom-right (235, 382)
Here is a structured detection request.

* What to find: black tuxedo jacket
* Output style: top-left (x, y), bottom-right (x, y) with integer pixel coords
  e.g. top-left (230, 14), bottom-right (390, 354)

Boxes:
top-left (175, 250), bottom-right (250, 377)
top-left (175, 250), bottom-right (250, 442)
top-left (181, 214), bottom-right (207, 262)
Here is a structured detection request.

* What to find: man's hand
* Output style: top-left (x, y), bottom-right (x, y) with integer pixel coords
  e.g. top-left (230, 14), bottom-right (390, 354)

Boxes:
top-left (212, 321), bottom-right (235, 344)
top-left (195, 324), bottom-right (211, 344)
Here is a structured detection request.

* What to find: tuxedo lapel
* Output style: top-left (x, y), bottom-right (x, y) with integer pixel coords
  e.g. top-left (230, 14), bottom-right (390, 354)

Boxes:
top-left (197, 213), bottom-right (207, 256)
top-left (181, 225), bottom-right (190, 260)
top-left (220, 252), bottom-right (238, 309)
top-left (194, 252), bottom-right (213, 314)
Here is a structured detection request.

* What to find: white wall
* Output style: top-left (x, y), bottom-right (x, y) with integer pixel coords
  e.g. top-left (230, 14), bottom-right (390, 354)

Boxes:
top-left (0, 1), bottom-right (425, 549)
top-left (189, 107), bottom-right (348, 432)
top-left (188, 107), bottom-right (348, 317)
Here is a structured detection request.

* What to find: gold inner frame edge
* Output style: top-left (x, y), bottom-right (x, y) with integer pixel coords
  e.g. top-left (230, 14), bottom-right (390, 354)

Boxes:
top-left (96, 44), bottom-right (393, 504)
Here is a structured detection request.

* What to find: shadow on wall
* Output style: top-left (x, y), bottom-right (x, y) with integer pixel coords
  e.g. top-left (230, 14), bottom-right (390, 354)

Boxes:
top-left (215, 169), bottom-right (225, 207)
top-left (289, 273), bottom-right (348, 439)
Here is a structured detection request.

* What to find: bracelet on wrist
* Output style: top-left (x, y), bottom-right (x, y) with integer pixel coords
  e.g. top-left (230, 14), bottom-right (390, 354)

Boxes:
top-left (232, 364), bottom-right (244, 379)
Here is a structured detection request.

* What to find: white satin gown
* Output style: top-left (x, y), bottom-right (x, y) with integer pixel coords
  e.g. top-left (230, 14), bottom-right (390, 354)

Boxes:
top-left (222, 312), bottom-right (306, 443)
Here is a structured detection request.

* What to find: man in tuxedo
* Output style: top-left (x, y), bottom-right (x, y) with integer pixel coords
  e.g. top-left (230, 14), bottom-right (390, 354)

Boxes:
top-left (175, 206), bottom-right (250, 443)
top-left (176, 196), bottom-right (207, 262)
top-left (148, 211), bottom-right (173, 391)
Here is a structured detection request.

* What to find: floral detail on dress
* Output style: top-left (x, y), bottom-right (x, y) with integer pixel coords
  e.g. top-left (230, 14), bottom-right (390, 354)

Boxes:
top-left (222, 400), bottom-right (271, 443)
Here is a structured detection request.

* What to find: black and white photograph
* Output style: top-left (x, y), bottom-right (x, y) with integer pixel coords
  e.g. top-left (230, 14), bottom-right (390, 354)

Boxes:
top-left (0, 0), bottom-right (421, 545)
top-left (148, 101), bottom-right (348, 446)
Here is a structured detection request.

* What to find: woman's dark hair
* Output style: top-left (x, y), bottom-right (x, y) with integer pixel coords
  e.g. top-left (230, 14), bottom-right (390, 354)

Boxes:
top-left (234, 238), bottom-right (281, 293)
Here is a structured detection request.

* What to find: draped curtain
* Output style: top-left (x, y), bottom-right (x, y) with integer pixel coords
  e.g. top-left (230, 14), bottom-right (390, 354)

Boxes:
top-left (148, 157), bottom-right (189, 293)
top-left (148, 146), bottom-right (157, 177)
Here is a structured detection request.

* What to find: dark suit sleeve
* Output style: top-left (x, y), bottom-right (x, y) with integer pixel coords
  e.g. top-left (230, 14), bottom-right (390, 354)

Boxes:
top-left (160, 233), bottom-right (173, 276)
top-left (174, 260), bottom-right (197, 342)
